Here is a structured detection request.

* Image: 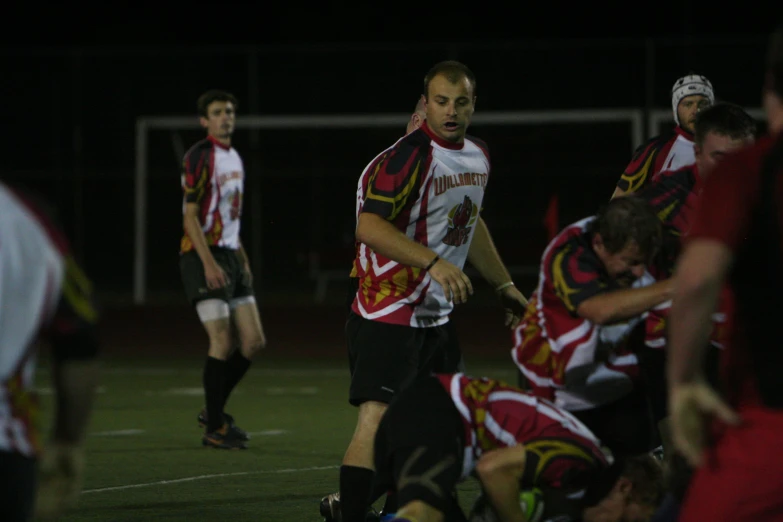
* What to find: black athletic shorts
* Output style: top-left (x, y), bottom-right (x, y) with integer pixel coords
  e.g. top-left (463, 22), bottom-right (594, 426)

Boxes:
top-left (441, 319), bottom-right (464, 373)
top-left (179, 246), bottom-right (254, 305)
top-left (0, 451), bottom-right (37, 522)
top-left (347, 276), bottom-right (463, 372)
top-left (373, 376), bottom-right (466, 518)
top-left (345, 311), bottom-right (448, 406)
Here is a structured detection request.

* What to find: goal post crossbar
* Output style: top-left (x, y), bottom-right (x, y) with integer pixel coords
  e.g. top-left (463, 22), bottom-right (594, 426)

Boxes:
top-left (134, 109), bottom-right (645, 304)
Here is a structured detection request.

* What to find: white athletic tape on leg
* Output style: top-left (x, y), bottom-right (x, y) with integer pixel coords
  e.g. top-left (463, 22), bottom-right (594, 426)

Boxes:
top-left (229, 295), bottom-right (256, 310)
top-left (195, 299), bottom-right (231, 323)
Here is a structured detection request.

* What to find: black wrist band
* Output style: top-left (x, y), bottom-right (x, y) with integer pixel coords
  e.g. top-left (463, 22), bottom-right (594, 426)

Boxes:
top-left (425, 255), bottom-right (440, 271)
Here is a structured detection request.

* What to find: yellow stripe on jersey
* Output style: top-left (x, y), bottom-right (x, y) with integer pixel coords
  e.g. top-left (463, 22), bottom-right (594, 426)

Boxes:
top-left (657, 199), bottom-right (679, 224)
top-left (364, 154), bottom-right (423, 222)
top-left (62, 255), bottom-right (98, 324)
top-left (551, 246), bottom-right (580, 313)
top-left (619, 151), bottom-right (656, 194)
top-left (183, 161), bottom-right (210, 203)
top-left (6, 371), bottom-right (42, 454)
top-left (524, 439), bottom-right (598, 482)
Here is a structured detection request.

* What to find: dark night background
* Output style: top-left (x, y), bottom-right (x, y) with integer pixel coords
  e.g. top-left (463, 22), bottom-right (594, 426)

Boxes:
top-left (1, 7), bottom-right (777, 307)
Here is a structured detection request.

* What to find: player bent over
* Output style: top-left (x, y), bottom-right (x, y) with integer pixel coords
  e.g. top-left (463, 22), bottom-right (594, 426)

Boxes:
top-left (365, 373), bottom-right (663, 522)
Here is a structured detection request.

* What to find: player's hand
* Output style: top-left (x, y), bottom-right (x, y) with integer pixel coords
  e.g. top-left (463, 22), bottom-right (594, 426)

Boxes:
top-left (204, 261), bottom-right (228, 289)
top-left (428, 258), bottom-right (473, 304)
top-left (34, 442), bottom-right (85, 521)
top-left (497, 284), bottom-right (528, 329)
top-left (669, 381), bottom-right (741, 467)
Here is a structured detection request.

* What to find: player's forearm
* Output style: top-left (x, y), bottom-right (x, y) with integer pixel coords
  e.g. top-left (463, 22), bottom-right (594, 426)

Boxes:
top-left (183, 214), bottom-right (218, 268)
top-left (467, 217), bottom-right (513, 289)
top-left (577, 280), bottom-right (673, 325)
top-left (51, 359), bottom-right (99, 444)
top-left (355, 212), bottom-right (438, 269)
top-left (484, 478), bottom-right (527, 522)
top-left (667, 274), bottom-right (721, 386)
top-left (476, 446), bottom-right (528, 522)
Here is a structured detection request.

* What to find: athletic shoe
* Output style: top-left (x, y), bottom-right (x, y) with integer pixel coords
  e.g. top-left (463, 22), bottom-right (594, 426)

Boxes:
top-left (202, 423), bottom-right (248, 450)
top-left (198, 409), bottom-right (250, 441)
top-left (320, 492), bottom-right (341, 522)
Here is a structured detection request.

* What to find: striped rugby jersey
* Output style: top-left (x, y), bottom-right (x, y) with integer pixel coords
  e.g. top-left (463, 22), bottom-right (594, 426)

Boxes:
top-left (435, 373), bottom-right (610, 490)
top-left (616, 126), bottom-right (696, 194)
top-left (0, 183), bottom-right (98, 457)
top-left (511, 217), bottom-right (655, 412)
top-left (351, 121), bottom-right (490, 327)
top-left (180, 135), bottom-right (245, 254)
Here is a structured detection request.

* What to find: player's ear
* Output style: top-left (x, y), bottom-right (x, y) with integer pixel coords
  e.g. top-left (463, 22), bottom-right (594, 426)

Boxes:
top-left (615, 476), bottom-right (633, 497)
top-left (199, 116), bottom-right (209, 130)
top-left (592, 232), bottom-right (604, 251)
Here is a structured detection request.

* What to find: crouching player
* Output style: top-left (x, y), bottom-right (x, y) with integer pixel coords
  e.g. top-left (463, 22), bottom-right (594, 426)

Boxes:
top-left (366, 373), bottom-right (663, 522)
top-left (512, 196), bottom-right (671, 458)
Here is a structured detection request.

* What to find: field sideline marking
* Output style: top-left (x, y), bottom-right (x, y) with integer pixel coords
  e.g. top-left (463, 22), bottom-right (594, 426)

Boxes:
top-left (36, 366), bottom-right (516, 378)
top-left (83, 465), bottom-right (339, 494)
top-left (91, 429), bottom-right (145, 437)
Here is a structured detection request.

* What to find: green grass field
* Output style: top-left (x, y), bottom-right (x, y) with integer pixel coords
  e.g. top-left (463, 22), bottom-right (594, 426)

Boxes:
top-left (36, 356), bottom-right (520, 521)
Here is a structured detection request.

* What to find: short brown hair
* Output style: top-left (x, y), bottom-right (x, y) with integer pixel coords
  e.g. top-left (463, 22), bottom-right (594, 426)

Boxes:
top-left (197, 90), bottom-right (238, 117)
top-left (694, 102), bottom-right (757, 147)
top-left (423, 61), bottom-right (477, 100)
top-left (623, 454), bottom-right (665, 507)
top-left (588, 196), bottom-right (663, 260)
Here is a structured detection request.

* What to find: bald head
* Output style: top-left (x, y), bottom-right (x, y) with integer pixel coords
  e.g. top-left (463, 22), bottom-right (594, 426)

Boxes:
top-left (406, 96), bottom-right (427, 135)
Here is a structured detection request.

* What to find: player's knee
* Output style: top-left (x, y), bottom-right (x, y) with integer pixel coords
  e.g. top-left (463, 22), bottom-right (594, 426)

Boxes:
top-left (196, 299), bottom-right (232, 357)
top-left (207, 331), bottom-right (232, 359)
top-left (239, 333), bottom-right (266, 358)
top-left (356, 401), bottom-right (387, 434)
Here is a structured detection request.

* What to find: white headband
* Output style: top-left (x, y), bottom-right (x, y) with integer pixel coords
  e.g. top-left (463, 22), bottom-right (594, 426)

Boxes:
top-left (671, 74), bottom-right (715, 125)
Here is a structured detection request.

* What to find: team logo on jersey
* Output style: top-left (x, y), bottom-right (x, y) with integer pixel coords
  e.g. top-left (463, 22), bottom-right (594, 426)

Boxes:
top-left (443, 195), bottom-right (478, 246)
top-left (229, 189), bottom-right (242, 220)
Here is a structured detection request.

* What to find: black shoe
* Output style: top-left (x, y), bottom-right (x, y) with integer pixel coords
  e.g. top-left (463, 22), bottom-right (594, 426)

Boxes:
top-left (319, 492), bottom-right (378, 522)
top-left (198, 409), bottom-right (250, 441)
top-left (320, 492), bottom-right (340, 522)
top-left (202, 423), bottom-right (248, 450)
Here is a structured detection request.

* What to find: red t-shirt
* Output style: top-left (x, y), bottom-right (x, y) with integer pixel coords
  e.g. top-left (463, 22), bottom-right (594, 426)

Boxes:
top-left (688, 134), bottom-right (781, 407)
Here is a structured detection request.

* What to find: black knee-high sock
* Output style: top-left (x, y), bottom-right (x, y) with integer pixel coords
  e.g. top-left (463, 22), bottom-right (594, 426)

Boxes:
top-left (340, 465), bottom-right (375, 522)
top-left (223, 350), bottom-right (252, 407)
top-left (203, 356), bottom-right (227, 432)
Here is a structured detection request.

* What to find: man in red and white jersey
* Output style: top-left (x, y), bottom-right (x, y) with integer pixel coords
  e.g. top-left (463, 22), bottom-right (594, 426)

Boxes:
top-left (336, 61), bottom-right (528, 522)
top-left (611, 74), bottom-right (715, 199)
top-left (349, 97), bottom-right (465, 371)
top-left (369, 373), bottom-right (663, 522)
top-left (668, 24), bottom-right (783, 522)
top-left (512, 196), bottom-right (671, 457)
top-left (348, 97), bottom-right (427, 305)
top-left (632, 103), bottom-right (756, 429)
top-left (0, 182), bottom-right (100, 521)
top-left (179, 90), bottom-right (266, 450)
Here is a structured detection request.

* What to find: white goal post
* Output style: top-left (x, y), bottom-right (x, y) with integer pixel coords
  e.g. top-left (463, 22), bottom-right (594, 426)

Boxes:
top-left (133, 109), bottom-right (644, 305)
top-left (648, 107), bottom-right (767, 138)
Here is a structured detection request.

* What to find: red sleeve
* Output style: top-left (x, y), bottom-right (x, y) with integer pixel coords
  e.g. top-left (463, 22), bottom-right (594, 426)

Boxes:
top-left (688, 151), bottom-right (759, 253)
top-left (361, 135), bottom-right (430, 221)
top-left (182, 142), bottom-right (213, 205)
